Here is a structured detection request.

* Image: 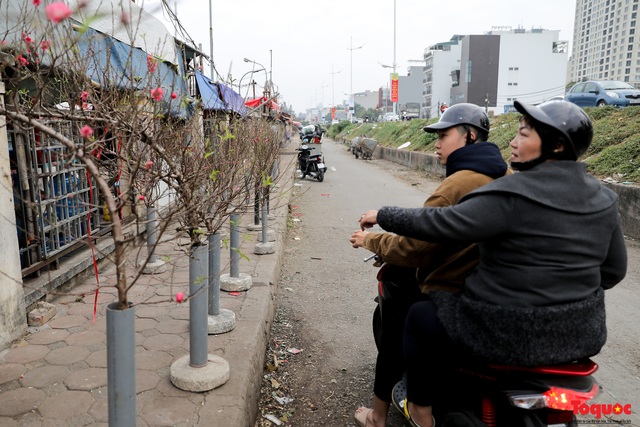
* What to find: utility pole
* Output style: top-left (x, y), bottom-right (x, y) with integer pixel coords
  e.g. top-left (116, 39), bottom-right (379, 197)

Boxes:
top-left (392, 0), bottom-right (397, 117)
top-left (208, 0), bottom-right (214, 79)
top-left (347, 36), bottom-right (364, 121)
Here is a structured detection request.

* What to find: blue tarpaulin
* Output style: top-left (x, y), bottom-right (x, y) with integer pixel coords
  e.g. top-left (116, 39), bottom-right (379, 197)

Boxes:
top-left (195, 71), bottom-right (248, 116)
top-left (76, 26), bottom-right (192, 119)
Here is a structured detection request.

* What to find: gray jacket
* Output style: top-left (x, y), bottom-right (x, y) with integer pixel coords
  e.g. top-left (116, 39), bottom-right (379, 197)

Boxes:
top-left (377, 161), bottom-right (627, 365)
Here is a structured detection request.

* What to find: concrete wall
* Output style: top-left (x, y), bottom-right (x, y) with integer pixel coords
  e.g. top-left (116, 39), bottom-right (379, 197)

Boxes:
top-left (373, 145), bottom-right (640, 240)
top-left (0, 82), bottom-right (27, 350)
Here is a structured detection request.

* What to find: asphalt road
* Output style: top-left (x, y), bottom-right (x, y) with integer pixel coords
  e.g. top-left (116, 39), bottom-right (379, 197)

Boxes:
top-left (265, 138), bottom-right (640, 427)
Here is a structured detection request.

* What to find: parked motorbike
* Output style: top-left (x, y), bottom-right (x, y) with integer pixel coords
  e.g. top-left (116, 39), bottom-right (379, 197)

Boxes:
top-left (297, 144), bottom-right (327, 182)
top-left (367, 254), bottom-right (601, 427)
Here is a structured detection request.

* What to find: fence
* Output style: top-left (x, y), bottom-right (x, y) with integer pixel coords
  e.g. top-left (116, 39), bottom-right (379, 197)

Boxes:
top-left (8, 119), bottom-right (105, 277)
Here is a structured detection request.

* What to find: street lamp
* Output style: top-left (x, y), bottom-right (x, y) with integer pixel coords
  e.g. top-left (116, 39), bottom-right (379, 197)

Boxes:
top-left (243, 57), bottom-right (268, 95)
top-left (379, 2), bottom-right (398, 116)
top-left (238, 68), bottom-right (266, 100)
top-left (347, 36), bottom-right (365, 120)
top-left (329, 65), bottom-right (342, 108)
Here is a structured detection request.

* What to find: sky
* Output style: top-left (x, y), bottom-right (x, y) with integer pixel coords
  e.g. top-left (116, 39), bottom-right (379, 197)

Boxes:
top-left (142, 0), bottom-right (577, 115)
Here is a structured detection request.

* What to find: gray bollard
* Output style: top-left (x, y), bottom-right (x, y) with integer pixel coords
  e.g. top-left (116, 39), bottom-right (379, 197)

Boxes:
top-left (142, 205), bottom-right (166, 274)
top-left (254, 198), bottom-right (276, 255)
top-left (170, 242), bottom-right (230, 391)
top-left (221, 214), bottom-right (252, 291)
top-left (106, 302), bottom-right (136, 426)
top-left (247, 182), bottom-right (262, 231)
top-left (208, 231), bottom-right (235, 334)
top-left (189, 243), bottom-right (208, 367)
top-left (229, 214), bottom-right (240, 278)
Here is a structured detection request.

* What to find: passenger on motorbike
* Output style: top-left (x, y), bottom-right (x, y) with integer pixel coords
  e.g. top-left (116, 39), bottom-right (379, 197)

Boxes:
top-left (349, 104), bottom-right (511, 427)
top-left (358, 100), bottom-right (628, 427)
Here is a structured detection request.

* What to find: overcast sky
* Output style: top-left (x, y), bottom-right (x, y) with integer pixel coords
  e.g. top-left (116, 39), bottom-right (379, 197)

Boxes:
top-left (143, 0), bottom-right (576, 114)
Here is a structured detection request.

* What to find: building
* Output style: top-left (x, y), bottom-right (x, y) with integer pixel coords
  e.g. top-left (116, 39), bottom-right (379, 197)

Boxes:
top-left (352, 90), bottom-right (380, 111)
top-left (423, 35), bottom-right (464, 119)
top-left (397, 65), bottom-right (425, 118)
top-left (427, 28), bottom-right (568, 115)
top-left (568, 0), bottom-right (640, 85)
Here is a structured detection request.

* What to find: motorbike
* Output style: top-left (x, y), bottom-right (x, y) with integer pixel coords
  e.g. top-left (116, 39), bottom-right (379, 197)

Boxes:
top-left (367, 254), bottom-right (601, 427)
top-left (297, 144), bottom-right (327, 182)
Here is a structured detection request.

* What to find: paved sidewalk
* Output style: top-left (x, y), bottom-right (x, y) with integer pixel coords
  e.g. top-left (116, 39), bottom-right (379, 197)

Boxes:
top-left (0, 144), bottom-right (298, 426)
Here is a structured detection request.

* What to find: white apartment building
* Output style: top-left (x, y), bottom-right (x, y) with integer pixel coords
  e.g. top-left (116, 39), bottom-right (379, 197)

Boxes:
top-left (425, 28), bottom-right (568, 116)
top-left (490, 28), bottom-right (568, 113)
top-left (422, 36), bottom-right (464, 119)
top-left (568, 0), bottom-right (640, 85)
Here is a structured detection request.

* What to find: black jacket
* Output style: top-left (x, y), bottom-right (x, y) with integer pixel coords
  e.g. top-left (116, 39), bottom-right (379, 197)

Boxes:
top-left (377, 161), bottom-right (627, 365)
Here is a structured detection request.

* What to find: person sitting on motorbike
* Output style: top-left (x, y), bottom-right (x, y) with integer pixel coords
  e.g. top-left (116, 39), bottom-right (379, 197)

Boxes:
top-left (358, 100), bottom-right (628, 427)
top-left (349, 103), bottom-right (511, 427)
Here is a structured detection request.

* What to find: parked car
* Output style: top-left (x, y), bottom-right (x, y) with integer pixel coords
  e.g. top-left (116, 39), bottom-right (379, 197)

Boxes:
top-left (382, 112), bottom-right (400, 122)
top-left (565, 80), bottom-right (640, 107)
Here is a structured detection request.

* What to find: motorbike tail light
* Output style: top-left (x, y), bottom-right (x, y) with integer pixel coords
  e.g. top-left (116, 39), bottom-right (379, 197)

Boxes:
top-left (543, 383), bottom-right (599, 411)
top-left (508, 383), bottom-right (599, 411)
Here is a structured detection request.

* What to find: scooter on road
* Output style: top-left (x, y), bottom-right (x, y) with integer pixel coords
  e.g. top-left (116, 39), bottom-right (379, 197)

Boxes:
top-left (297, 144), bottom-right (327, 182)
top-left (366, 254), bottom-right (601, 427)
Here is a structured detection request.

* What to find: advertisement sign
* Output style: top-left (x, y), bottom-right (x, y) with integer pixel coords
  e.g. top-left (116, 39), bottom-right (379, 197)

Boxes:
top-left (331, 107), bottom-right (336, 119)
top-left (391, 73), bottom-right (399, 103)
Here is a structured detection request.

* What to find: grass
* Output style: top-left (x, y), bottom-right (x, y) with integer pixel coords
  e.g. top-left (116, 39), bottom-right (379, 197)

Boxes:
top-left (328, 107), bottom-right (640, 183)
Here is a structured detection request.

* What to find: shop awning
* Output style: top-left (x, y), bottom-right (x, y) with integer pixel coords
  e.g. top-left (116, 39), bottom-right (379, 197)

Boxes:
top-left (245, 97), bottom-right (281, 111)
top-left (195, 71), bottom-right (248, 115)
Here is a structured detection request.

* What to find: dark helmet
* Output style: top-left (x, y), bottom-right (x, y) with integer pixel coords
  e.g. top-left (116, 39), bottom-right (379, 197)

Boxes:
top-left (514, 100), bottom-right (593, 159)
top-left (424, 103), bottom-right (490, 133)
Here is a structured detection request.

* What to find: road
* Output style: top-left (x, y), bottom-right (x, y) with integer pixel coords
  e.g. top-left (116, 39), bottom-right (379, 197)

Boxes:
top-left (256, 139), bottom-right (640, 427)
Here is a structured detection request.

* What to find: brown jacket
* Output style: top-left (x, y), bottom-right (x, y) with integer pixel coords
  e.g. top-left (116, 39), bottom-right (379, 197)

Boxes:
top-left (363, 169), bottom-right (509, 293)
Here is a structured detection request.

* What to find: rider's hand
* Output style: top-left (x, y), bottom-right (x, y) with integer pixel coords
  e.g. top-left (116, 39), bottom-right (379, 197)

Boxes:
top-left (350, 230), bottom-right (368, 248)
top-left (358, 210), bottom-right (378, 231)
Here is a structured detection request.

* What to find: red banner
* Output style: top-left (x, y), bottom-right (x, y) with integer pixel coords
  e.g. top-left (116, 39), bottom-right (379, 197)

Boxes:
top-left (391, 73), bottom-right (399, 103)
top-left (331, 107), bottom-right (336, 119)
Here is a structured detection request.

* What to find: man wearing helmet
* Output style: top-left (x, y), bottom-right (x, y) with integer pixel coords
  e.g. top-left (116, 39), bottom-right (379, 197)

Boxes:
top-left (350, 103), bottom-right (511, 427)
top-left (357, 101), bottom-right (627, 427)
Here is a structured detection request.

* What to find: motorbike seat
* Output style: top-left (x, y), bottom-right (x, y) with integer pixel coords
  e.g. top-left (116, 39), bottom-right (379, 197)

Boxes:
top-left (485, 358), bottom-right (597, 376)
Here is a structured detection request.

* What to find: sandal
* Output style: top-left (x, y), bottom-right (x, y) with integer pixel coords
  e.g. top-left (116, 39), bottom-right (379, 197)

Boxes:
top-left (391, 379), bottom-right (435, 427)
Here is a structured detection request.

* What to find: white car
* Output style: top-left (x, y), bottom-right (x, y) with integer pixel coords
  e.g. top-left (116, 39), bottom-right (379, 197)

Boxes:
top-left (331, 119), bottom-right (340, 125)
top-left (383, 113), bottom-right (400, 122)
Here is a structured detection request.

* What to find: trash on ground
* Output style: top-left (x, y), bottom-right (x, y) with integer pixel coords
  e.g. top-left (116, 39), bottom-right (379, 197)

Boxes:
top-left (274, 395), bottom-right (294, 405)
top-left (311, 256), bottom-right (322, 260)
top-left (320, 193), bottom-right (330, 197)
top-left (229, 291), bottom-right (242, 296)
top-left (263, 414), bottom-right (283, 425)
top-left (287, 348), bottom-right (303, 354)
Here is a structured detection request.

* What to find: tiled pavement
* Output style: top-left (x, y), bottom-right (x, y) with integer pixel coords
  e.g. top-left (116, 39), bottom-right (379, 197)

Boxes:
top-left (0, 146), bottom-right (298, 427)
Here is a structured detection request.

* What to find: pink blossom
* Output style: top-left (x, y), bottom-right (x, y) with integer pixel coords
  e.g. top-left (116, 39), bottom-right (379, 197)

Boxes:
top-left (138, 194), bottom-right (146, 201)
top-left (17, 56), bottom-right (29, 66)
top-left (146, 55), bottom-right (157, 73)
top-left (77, 0), bottom-right (89, 8)
top-left (150, 87), bottom-right (163, 102)
top-left (45, 2), bottom-right (72, 23)
top-left (175, 292), bottom-right (184, 303)
top-left (40, 40), bottom-right (51, 51)
top-left (120, 12), bottom-right (130, 24)
top-left (32, 0), bottom-right (42, 6)
top-left (171, 92), bottom-right (177, 99)
top-left (22, 33), bottom-right (33, 44)
top-left (80, 125), bottom-right (93, 139)
top-left (81, 91), bottom-right (88, 102)
top-left (145, 160), bottom-right (154, 169)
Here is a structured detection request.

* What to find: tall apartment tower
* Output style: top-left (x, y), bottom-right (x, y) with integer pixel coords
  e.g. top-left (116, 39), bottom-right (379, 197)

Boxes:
top-left (568, 0), bottom-right (640, 84)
